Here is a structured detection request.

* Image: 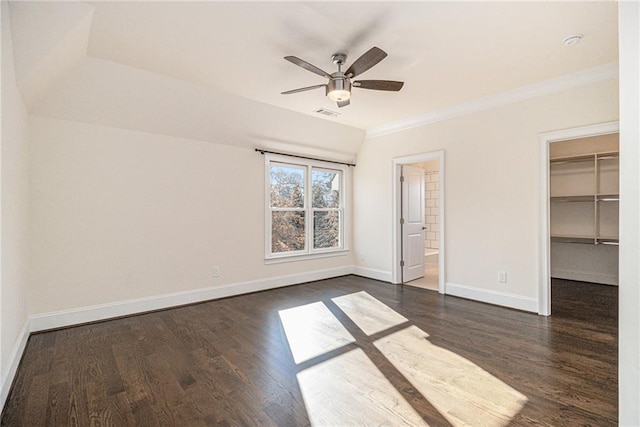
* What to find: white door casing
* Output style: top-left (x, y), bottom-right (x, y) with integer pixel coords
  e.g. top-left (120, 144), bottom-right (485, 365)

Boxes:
top-left (401, 165), bottom-right (426, 282)
top-left (392, 151), bottom-right (444, 292)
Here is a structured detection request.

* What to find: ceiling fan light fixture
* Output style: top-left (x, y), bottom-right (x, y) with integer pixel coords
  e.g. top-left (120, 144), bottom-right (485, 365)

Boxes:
top-left (328, 89), bottom-right (351, 102)
top-left (327, 77), bottom-right (351, 102)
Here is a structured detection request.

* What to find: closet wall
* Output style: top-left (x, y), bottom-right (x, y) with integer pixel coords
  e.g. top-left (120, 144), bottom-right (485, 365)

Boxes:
top-left (549, 133), bottom-right (619, 285)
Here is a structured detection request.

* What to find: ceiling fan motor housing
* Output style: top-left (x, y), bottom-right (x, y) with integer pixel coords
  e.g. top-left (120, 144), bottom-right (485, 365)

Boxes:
top-left (326, 74), bottom-right (351, 101)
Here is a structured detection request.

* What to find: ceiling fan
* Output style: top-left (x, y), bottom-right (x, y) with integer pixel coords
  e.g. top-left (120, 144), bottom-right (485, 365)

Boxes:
top-left (281, 46), bottom-right (404, 108)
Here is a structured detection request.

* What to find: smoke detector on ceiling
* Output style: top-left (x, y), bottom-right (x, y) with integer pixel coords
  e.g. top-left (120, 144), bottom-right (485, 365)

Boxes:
top-left (563, 34), bottom-right (583, 46)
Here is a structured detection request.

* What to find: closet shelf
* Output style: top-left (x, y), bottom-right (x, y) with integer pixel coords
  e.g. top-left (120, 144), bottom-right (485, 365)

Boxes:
top-left (551, 235), bottom-right (619, 245)
top-left (550, 151), bottom-right (619, 164)
top-left (597, 194), bottom-right (619, 202)
top-left (551, 235), bottom-right (594, 244)
top-left (550, 149), bottom-right (619, 246)
top-left (550, 195), bottom-right (594, 203)
top-left (550, 194), bottom-right (619, 202)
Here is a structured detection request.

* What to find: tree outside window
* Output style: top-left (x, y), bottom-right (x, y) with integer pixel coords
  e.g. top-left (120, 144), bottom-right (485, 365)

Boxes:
top-left (267, 157), bottom-right (347, 259)
top-left (312, 169), bottom-right (340, 250)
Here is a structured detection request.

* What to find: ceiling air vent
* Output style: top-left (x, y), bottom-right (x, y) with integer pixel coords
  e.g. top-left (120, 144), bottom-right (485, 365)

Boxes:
top-left (315, 108), bottom-right (340, 118)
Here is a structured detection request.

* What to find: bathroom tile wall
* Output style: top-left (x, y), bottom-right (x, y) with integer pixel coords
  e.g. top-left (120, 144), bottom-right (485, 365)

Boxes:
top-left (425, 171), bottom-right (439, 249)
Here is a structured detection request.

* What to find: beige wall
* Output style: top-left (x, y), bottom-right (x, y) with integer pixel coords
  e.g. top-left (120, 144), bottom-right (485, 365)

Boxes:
top-left (28, 116), bottom-right (360, 315)
top-left (1, 2), bottom-right (30, 395)
top-left (354, 79), bottom-right (618, 300)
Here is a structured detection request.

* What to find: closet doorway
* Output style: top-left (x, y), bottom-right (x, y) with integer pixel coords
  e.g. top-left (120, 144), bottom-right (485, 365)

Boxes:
top-left (392, 151), bottom-right (445, 293)
top-left (539, 121), bottom-right (619, 315)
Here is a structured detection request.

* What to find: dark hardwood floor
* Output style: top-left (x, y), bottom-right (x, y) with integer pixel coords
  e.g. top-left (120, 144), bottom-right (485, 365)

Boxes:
top-left (1, 276), bottom-right (617, 426)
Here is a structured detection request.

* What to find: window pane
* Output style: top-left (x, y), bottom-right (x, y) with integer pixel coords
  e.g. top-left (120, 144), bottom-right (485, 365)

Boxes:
top-left (312, 169), bottom-right (341, 208)
top-left (272, 211), bottom-right (305, 253)
top-left (314, 211), bottom-right (340, 249)
top-left (271, 164), bottom-right (305, 208)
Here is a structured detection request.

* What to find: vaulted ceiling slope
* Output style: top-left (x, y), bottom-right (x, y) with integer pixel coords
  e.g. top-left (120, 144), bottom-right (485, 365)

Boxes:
top-left (8, 1), bottom-right (618, 143)
top-left (9, 1), bottom-right (93, 110)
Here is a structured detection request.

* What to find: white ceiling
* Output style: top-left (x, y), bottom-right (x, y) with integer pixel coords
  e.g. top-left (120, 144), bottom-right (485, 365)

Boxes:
top-left (10, 1), bottom-right (618, 132)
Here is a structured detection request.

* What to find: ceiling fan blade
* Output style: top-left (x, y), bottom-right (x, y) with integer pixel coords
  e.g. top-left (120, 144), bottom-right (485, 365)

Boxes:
top-left (337, 99), bottom-right (350, 108)
top-left (281, 84), bottom-right (327, 95)
top-left (345, 47), bottom-right (387, 78)
top-left (353, 80), bottom-right (404, 91)
top-left (284, 56), bottom-right (332, 78)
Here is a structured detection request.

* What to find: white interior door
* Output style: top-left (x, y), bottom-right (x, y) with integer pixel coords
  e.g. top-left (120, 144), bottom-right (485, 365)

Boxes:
top-left (402, 165), bottom-right (425, 282)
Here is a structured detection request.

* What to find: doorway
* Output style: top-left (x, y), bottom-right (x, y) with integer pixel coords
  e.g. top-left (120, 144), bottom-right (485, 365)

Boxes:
top-left (538, 121), bottom-right (619, 315)
top-left (392, 151), bottom-right (445, 293)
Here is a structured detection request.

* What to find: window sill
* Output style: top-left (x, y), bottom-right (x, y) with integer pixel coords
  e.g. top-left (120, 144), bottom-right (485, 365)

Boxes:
top-left (265, 249), bottom-right (349, 265)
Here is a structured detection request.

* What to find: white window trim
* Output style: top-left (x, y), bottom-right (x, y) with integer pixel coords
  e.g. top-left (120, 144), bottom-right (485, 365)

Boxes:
top-left (264, 153), bottom-right (351, 262)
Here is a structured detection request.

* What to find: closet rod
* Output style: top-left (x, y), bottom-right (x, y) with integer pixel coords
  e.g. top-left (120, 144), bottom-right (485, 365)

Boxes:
top-left (255, 148), bottom-right (356, 167)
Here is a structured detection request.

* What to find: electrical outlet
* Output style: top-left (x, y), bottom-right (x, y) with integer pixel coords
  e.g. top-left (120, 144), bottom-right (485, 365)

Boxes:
top-left (213, 266), bottom-right (221, 278)
top-left (498, 271), bottom-right (507, 283)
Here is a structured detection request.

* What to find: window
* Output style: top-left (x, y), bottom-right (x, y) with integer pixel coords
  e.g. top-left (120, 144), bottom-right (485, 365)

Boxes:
top-left (265, 154), bottom-right (349, 260)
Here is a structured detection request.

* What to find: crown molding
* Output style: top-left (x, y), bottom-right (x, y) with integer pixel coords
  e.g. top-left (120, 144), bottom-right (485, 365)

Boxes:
top-left (366, 62), bottom-right (619, 140)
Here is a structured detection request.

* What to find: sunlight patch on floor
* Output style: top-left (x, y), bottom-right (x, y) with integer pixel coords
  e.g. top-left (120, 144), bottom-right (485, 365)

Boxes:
top-left (375, 325), bottom-right (528, 426)
top-left (279, 292), bottom-right (527, 426)
top-left (297, 348), bottom-right (428, 426)
top-left (332, 291), bottom-right (408, 336)
top-left (278, 301), bottom-right (355, 364)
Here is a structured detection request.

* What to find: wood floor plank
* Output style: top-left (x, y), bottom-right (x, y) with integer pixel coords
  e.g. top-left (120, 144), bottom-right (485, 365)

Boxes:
top-left (44, 382), bottom-right (69, 426)
top-left (21, 374), bottom-right (49, 427)
top-left (1, 276), bottom-right (617, 426)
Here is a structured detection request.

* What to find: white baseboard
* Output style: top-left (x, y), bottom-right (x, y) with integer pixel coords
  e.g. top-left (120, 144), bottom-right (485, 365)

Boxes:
top-left (1, 319), bottom-right (30, 410)
top-left (4, 270), bottom-right (541, 410)
top-left (1, 266), bottom-right (355, 410)
top-left (446, 282), bottom-right (538, 313)
top-left (352, 266), bottom-right (393, 283)
top-left (551, 268), bottom-right (618, 286)
top-left (29, 266), bottom-right (354, 332)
